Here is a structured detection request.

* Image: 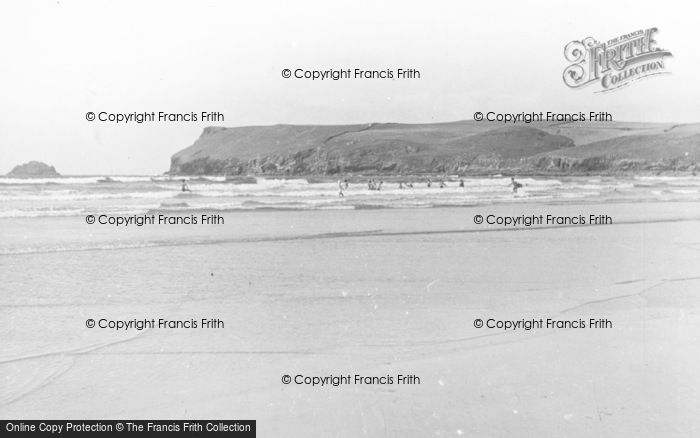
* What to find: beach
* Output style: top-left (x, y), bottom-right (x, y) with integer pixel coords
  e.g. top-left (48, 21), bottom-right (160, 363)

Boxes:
top-left (1, 192), bottom-right (699, 436)
top-left (3, 0), bottom-right (699, 434)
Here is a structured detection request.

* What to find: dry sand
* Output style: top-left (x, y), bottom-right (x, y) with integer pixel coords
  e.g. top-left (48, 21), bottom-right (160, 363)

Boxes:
top-left (1, 201), bottom-right (699, 436)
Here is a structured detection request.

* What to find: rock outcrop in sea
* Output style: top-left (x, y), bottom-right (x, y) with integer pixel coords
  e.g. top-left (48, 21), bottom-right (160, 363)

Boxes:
top-left (7, 161), bottom-right (61, 178)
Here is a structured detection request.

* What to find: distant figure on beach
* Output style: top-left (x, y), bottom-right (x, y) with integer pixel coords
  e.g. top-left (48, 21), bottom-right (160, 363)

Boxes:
top-left (181, 179), bottom-right (190, 192)
top-left (366, 179), bottom-right (383, 191)
top-left (398, 182), bottom-right (404, 189)
top-left (426, 178), bottom-right (432, 188)
top-left (510, 177), bottom-right (523, 193)
top-left (439, 180), bottom-right (446, 188)
top-left (343, 179), bottom-right (349, 189)
top-left (406, 182), bottom-right (413, 188)
top-left (459, 179), bottom-right (465, 188)
top-left (338, 180), bottom-right (344, 197)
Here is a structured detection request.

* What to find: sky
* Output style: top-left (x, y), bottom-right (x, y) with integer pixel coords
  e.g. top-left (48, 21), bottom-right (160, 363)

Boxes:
top-left (0, 0), bottom-right (697, 175)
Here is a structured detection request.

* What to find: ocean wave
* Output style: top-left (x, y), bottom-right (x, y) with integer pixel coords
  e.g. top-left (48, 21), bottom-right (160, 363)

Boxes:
top-left (669, 189), bottom-right (699, 194)
top-left (0, 175), bottom-right (230, 185)
top-left (633, 176), bottom-right (700, 187)
top-left (0, 208), bottom-right (87, 218)
top-left (0, 177), bottom-right (109, 185)
top-left (1, 176), bottom-right (700, 218)
top-left (0, 204), bottom-right (155, 218)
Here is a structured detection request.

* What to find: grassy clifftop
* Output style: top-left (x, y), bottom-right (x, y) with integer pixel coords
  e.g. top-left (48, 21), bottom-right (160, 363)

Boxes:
top-left (169, 121), bottom-right (700, 175)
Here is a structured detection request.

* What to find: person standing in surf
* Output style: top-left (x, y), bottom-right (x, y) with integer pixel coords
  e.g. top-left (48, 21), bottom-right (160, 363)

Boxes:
top-left (181, 179), bottom-right (190, 192)
top-left (510, 177), bottom-right (523, 193)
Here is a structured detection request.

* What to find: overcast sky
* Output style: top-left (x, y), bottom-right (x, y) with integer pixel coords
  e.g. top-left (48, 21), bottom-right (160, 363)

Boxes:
top-left (0, 0), bottom-right (697, 174)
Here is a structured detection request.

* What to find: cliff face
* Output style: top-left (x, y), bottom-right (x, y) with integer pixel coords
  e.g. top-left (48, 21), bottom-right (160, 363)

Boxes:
top-left (7, 161), bottom-right (61, 178)
top-left (169, 121), bottom-right (700, 175)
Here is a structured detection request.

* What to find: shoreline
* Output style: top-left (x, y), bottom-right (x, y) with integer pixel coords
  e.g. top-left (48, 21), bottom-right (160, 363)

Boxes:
top-left (2, 200), bottom-right (699, 257)
top-left (3, 170), bottom-right (699, 179)
top-left (166, 170), bottom-right (700, 180)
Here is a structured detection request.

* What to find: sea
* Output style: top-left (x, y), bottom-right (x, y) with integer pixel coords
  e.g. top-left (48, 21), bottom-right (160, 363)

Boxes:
top-left (1, 174), bottom-right (699, 256)
top-left (2, 175), bottom-right (699, 219)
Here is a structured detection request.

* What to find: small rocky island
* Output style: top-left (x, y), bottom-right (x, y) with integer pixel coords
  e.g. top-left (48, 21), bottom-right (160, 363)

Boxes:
top-left (7, 161), bottom-right (61, 178)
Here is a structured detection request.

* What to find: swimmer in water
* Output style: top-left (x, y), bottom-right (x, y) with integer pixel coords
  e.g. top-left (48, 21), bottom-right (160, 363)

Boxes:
top-left (181, 179), bottom-right (190, 192)
top-left (510, 177), bottom-right (523, 193)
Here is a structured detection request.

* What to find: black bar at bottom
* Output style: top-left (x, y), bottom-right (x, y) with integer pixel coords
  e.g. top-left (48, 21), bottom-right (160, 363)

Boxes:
top-left (1, 421), bottom-right (256, 437)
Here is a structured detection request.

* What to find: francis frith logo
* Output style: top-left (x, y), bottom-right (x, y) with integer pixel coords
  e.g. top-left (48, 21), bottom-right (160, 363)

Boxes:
top-left (563, 28), bottom-right (672, 92)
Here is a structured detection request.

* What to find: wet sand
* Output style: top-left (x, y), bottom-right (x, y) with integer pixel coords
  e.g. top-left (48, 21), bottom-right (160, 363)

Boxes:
top-left (1, 202), bottom-right (699, 436)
